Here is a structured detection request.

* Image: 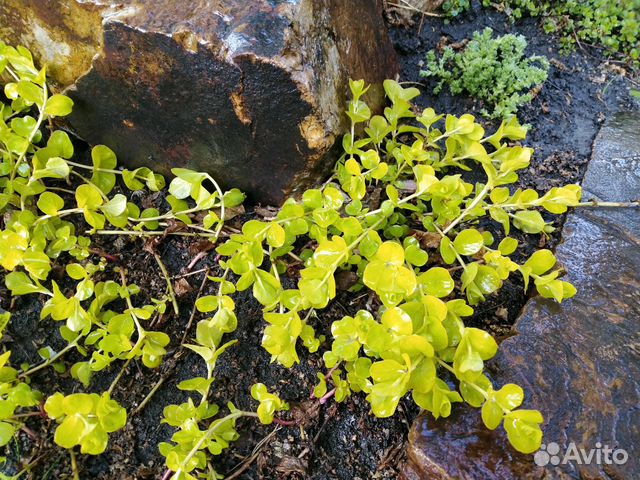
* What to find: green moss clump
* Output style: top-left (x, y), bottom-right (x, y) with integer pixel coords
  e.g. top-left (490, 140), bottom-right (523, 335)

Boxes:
top-left (441, 0), bottom-right (471, 17)
top-left (420, 28), bottom-right (549, 119)
top-left (488, 0), bottom-right (640, 63)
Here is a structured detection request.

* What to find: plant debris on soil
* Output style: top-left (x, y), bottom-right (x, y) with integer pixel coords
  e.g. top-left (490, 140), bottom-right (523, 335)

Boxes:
top-left (1, 2), bottom-right (638, 478)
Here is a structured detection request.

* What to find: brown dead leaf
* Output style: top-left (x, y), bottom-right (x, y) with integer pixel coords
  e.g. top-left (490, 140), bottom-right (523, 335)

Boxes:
top-left (211, 204), bottom-right (246, 221)
top-left (336, 270), bottom-right (359, 291)
top-left (142, 236), bottom-right (161, 254)
top-left (496, 307), bottom-right (508, 321)
top-left (254, 205), bottom-right (279, 220)
top-left (413, 230), bottom-right (441, 249)
top-left (165, 219), bottom-right (188, 234)
top-left (275, 456), bottom-right (307, 476)
top-left (289, 400), bottom-right (321, 427)
top-left (174, 278), bottom-right (193, 297)
top-left (188, 239), bottom-right (216, 255)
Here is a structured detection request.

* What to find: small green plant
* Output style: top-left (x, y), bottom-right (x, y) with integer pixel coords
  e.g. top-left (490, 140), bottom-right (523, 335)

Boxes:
top-left (421, 27), bottom-right (550, 119)
top-left (0, 348), bottom-right (42, 448)
top-left (0, 40), bottom-right (244, 476)
top-left (208, 78), bottom-right (584, 455)
top-left (44, 392), bottom-right (127, 454)
top-left (486, 0), bottom-right (640, 62)
top-left (441, 0), bottom-right (471, 17)
top-left (158, 265), bottom-right (289, 479)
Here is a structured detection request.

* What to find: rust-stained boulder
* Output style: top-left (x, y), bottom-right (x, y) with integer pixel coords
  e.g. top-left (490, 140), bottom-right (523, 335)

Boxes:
top-left (401, 112), bottom-right (640, 480)
top-left (0, 0), bottom-right (398, 204)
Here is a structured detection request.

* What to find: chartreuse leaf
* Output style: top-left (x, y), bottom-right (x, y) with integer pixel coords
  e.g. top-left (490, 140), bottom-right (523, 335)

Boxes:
top-left (250, 383), bottom-right (289, 424)
top-left (0, 421), bottom-right (16, 447)
top-left (266, 222), bottom-right (286, 248)
top-left (363, 242), bottom-right (416, 307)
top-left (91, 145), bottom-right (117, 194)
top-left (299, 267), bottom-right (335, 309)
top-left (313, 373), bottom-right (328, 398)
top-left (122, 167), bottom-right (165, 191)
top-left (22, 249), bottom-right (51, 280)
top-left (76, 184), bottom-right (103, 210)
top-left (453, 229), bottom-right (484, 255)
top-left (5, 271), bottom-right (49, 295)
top-left (439, 236), bottom-right (457, 264)
top-left (481, 384), bottom-right (524, 430)
top-left (37, 191), bottom-right (64, 216)
top-left (44, 94), bottom-right (73, 116)
top-left (453, 328), bottom-right (498, 381)
top-left (503, 409), bottom-right (544, 453)
top-left (459, 375), bottom-right (491, 408)
top-left (518, 249), bottom-right (576, 302)
top-left (32, 157), bottom-right (70, 180)
top-left (418, 267), bottom-right (454, 297)
top-left (522, 249), bottom-right (556, 278)
top-left (45, 392), bottom-right (126, 455)
top-left (498, 237), bottom-right (518, 255)
top-left (253, 269), bottom-right (281, 307)
top-left (262, 311), bottom-right (302, 367)
top-left (381, 307), bottom-right (413, 335)
top-left (404, 237), bottom-right (429, 266)
top-left (367, 357), bottom-right (411, 417)
top-left (512, 210), bottom-right (546, 234)
top-left (413, 378), bottom-right (463, 419)
top-left (314, 236), bottom-right (348, 269)
top-left (76, 184), bottom-right (105, 229)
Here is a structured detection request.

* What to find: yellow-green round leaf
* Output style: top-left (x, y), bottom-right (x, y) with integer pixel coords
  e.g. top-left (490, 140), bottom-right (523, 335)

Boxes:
top-left (54, 414), bottom-right (85, 448)
top-left (44, 94), bottom-right (74, 117)
top-left (503, 410), bottom-right (544, 454)
top-left (453, 229), bottom-right (484, 256)
top-left (513, 211), bottom-right (546, 234)
top-left (418, 267), bottom-right (454, 298)
top-left (498, 237), bottom-right (518, 255)
top-left (0, 421), bottom-right (16, 447)
top-left (381, 307), bottom-right (413, 335)
top-left (76, 184), bottom-right (104, 210)
top-left (37, 191), bottom-right (64, 216)
top-left (375, 241), bottom-right (405, 265)
top-left (266, 223), bottom-right (286, 248)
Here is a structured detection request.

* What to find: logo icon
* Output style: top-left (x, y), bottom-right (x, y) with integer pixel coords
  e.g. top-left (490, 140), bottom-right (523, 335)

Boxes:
top-left (534, 442), bottom-right (561, 466)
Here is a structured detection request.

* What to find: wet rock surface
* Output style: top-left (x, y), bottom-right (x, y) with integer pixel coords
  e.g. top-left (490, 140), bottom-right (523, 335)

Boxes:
top-left (0, 0), bottom-right (398, 204)
top-left (402, 112), bottom-right (640, 480)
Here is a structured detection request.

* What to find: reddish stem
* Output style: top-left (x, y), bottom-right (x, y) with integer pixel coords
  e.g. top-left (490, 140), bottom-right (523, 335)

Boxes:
top-left (89, 248), bottom-right (119, 262)
top-left (272, 417), bottom-right (296, 427)
top-left (320, 388), bottom-right (336, 405)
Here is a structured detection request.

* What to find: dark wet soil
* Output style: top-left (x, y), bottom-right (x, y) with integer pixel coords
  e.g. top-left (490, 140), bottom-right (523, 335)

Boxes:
top-left (1, 2), bottom-right (637, 479)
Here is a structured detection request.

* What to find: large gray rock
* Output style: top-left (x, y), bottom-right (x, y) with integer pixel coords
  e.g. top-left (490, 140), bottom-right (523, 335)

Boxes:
top-left (402, 112), bottom-right (640, 479)
top-left (0, 0), bottom-right (398, 204)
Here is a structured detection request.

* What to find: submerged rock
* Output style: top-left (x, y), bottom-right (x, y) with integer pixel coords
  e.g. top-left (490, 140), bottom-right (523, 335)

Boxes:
top-left (0, 0), bottom-right (398, 204)
top-left (402, 112), bottom-right (640, 479)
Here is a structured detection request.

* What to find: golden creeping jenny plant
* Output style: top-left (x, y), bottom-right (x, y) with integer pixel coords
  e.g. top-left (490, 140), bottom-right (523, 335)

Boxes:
top-left (0, 42), bottom-right (277, 475)
top-left (0, 40), bottom-right (585, 477)
top-left (215, 79), bottom-right (581, 455)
